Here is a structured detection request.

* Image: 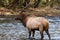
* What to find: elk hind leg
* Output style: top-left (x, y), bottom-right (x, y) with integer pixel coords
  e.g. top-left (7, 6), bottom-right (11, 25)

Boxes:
top-left (45, 29), bottom-right (51, 40)
top-left (39, 27), bottom-right (44, 40)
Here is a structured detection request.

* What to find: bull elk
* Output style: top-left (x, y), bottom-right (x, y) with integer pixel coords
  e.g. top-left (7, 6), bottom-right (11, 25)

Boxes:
top-left (15, 5), bottom-right (51, 40)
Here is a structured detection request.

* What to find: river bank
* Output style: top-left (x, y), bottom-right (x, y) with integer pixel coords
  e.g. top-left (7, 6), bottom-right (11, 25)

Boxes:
top-left (0, 7), bottom-right (60, 17)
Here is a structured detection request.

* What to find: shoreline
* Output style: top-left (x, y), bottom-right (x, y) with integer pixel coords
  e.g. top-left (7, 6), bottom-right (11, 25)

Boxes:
top-left (0, 7), bottom-right (60, 17)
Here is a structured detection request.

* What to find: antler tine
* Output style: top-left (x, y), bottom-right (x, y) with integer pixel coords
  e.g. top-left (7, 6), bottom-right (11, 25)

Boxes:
top-left (19, 4), bottom-right (30, 14)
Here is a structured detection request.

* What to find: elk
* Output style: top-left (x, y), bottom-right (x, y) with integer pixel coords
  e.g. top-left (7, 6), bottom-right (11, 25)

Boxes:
top-left (15, 5), bottom-right (51, 40)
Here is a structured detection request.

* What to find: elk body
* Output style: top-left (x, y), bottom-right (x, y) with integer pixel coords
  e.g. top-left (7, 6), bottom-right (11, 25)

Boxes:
top-left (15, 12), bottom-right (51, 40)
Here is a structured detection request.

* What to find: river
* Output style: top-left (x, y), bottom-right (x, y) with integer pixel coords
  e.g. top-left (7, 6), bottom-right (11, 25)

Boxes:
top-left (0, 16), bottom-right (60, 40)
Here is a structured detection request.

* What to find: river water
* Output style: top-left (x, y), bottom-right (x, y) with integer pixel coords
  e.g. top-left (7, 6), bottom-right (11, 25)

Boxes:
top-left (0, 16), bottom-right (60, 40)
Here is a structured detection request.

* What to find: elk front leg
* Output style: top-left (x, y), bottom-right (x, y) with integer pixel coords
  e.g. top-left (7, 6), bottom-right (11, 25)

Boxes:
top-left (28, 30), bottom-right (31, 38)
top-left (32, 30), bottom-right (35, 38)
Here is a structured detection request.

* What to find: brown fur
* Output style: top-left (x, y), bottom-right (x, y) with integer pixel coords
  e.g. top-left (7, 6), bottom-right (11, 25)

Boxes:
top-left (15, 12), bottom-right (51, 40)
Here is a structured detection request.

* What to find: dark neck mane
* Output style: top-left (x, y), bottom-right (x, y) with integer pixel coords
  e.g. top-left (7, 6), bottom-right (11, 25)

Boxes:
top-left (19, 12), bottom-right (29, 27)
top-left (19, 11), bottom-right (28, 22)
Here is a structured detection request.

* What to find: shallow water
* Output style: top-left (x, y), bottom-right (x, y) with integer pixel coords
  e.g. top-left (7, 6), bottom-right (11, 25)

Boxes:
top-left (0, 16), bottom-right (60, 40)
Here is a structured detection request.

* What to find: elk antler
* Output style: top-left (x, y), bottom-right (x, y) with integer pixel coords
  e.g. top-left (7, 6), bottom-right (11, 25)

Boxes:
top-left (19, 3), bottom-right (32, 14)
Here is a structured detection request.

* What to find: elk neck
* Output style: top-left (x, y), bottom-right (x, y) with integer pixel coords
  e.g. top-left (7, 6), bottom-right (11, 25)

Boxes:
top-left (19, 12), bottom-right (29, 27)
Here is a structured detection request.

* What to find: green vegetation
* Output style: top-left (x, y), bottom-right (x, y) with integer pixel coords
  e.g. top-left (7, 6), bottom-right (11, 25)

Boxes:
top-left (0, 0), bottom-right (60, 16)
top-left (0, 0), bottom-right (60, 8)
